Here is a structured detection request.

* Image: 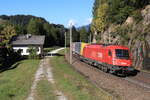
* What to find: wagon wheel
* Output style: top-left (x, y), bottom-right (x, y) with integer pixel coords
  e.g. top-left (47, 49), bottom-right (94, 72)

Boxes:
top-left (98, 64), bottom-right (102, 70)
top-left (102, 66), bottom-right (108, 73)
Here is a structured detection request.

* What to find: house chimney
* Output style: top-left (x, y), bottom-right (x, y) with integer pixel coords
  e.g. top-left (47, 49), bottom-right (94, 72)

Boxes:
top-left (26, 34), bottom-right (32, 39)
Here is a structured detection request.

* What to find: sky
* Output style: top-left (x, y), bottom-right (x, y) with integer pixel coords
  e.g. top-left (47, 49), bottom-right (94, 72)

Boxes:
top-left (0, 0), bottom-right (94, 27)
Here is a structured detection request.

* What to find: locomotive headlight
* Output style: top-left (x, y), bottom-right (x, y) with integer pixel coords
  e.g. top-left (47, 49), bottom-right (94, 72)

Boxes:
top-left (113, 59), bottom-right (116, 65)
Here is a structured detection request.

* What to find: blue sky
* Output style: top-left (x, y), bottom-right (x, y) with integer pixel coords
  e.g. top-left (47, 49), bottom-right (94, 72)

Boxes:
top-left (0, 0), bottom-right (94, 27)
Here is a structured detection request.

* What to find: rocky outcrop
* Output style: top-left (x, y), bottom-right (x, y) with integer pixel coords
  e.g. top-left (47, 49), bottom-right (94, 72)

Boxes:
top-left (99, 5), bottom-right (150, 70)
top-left (142, 5), bottom-right (150, 25)
top-left (125, 17), bottom-right (134, 25)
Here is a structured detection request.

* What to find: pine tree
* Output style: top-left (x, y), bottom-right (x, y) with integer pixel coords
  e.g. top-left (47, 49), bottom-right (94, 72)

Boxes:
top-left (72, 26), bottom-right (80, 42)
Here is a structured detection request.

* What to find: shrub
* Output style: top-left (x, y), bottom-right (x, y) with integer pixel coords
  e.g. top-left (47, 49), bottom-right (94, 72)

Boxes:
top-left (7, 49), bottom-right (22, 64)
top-left (0, 56), bottom-right (5, 67)
top-left (0, 48), bottom-right (7, 68)
top-left (28, 47), bottom-right (39, 59)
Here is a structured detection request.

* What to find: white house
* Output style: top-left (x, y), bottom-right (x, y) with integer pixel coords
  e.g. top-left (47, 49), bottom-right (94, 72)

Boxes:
top-left (11, 34), bottom-right (45, 56)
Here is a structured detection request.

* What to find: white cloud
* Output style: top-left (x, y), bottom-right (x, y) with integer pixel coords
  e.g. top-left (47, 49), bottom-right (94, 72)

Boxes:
top-left (68, 19), bottom-right (76, 27)
top-left (82, 18), bottom-right (93, 26)
top-left (87, 18), bottom-right (93, 24)
top-left (67, 18), bottom-right (93, 27)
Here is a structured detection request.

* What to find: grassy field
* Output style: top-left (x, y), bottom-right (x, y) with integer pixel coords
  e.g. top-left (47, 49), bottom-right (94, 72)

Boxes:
top-left (0, 59), bottom-right (39, 100)
top-left (50, 50), bottom-right (113, 100)
top-left (35, 79), bottom-right (57, 100)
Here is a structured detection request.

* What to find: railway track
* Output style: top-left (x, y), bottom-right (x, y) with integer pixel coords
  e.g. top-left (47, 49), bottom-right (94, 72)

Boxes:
top-left (85, 58), bottom-right (150, 91)
top-left (124, 77), bottom-right (150, 90)
top-left (74, 54), bottom-right (150, 90)
top-left (65, 54), bottom-right (150, 100)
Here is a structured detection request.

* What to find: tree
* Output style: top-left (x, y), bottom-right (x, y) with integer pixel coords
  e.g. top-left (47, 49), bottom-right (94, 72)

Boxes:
top-left (43, 23), bottom-right (54, 46)
top-left (0, 25), bottom-right (16, 68)
top-left (15, 24), bottom-right (26, 35)
top-left (27, 18), bottom-right (44, 35)
top-left (94, 3), bottom-right (108, 33)
top-left (72, 26), bottom-right (80, 42)
top-left (79, 27), bottom-right (89, 42)
top-left (92, 0), bottom-right (101, 18)
top-left (107, 0), bottom-right (134, 24)
top-left (0, 25), bottom-right (16, 47)
top-left (56, 25), bottom-right (66, 46)
top-left (91, 2), bottom-right (109, 43)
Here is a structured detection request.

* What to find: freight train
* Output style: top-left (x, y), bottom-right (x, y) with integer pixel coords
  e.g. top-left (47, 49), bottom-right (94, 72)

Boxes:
top-left (72, 42), bottom-right (135, 75)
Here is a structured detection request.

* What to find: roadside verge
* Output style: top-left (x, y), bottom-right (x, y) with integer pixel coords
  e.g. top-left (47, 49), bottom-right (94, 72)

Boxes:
top-left (50, 49), bottom-right (113, 100)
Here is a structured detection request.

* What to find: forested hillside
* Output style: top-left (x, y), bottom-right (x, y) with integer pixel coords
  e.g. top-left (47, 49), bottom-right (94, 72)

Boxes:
top-left (0, 15), bottom-right (67, 46)
top-left (91, 0), bottom-right (150, 70)
top-left (0, 15), bottom-right (91, 47)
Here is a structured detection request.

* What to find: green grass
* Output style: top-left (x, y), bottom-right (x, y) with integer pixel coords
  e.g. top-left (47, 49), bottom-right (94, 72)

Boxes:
top-left (0, 59), bottom-right (40, 100)
top-left (35, 79), bottom-right (57, 100)
top-left (50, 50), bottom-right (113, 100)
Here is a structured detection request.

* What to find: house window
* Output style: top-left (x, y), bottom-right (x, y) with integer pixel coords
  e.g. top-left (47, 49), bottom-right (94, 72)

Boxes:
top-left (26, 49), bottom-right (30, 53)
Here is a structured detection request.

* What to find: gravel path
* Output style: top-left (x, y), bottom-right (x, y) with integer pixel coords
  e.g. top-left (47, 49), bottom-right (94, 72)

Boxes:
top-left (26, 60), bottom-right (44, 100)
top-left (26, 48), bottom-right (67, 100)
top-left (65, 54), bottom-right (150, 100)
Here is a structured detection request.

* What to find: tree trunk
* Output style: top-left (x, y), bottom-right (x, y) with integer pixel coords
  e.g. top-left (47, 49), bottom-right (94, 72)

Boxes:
top-left (92, 31), bottom-right (97, 43)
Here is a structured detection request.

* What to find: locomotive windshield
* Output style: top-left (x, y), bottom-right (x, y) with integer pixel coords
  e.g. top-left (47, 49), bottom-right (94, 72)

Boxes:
top-left (115, 49), bottom-right (129, 59)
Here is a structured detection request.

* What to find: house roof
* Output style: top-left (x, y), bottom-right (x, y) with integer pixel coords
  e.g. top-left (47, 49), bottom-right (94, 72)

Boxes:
top-left (12, 35), bottom-right (45, 46)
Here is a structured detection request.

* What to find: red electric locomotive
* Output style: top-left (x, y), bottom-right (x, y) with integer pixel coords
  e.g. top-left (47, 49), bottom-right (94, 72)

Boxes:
top-left (73, 42), bottom-right (134, 75)
top-left (82, 44), bottom-right (134, 75)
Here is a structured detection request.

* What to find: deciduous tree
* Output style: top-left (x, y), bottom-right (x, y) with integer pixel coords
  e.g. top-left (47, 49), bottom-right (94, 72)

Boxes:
top-left (0, 25), bottom-right (16, 47)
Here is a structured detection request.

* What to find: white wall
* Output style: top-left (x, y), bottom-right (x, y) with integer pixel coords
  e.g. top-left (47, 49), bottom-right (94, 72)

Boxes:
top-left (13, 46), bottom-right (41, 55)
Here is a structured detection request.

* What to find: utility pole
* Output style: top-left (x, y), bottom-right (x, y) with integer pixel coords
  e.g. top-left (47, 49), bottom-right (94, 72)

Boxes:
top-left (65, 32), bottom-right (67, 56)
top-left (70, 25), bottom-right (72, 64)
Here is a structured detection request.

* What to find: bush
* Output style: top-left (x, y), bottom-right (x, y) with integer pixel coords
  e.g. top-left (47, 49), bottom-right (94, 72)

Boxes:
top-left (28, 47), bottom-right (39, 59)
top-left (0, 56), bottom-right (5, 67)
top-left (0, 48), bottom-right (7, 68)
top-left (7, 49), bottom-right (22, 64)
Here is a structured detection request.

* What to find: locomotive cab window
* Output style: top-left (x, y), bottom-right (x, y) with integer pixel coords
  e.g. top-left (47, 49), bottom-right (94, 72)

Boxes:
top-left (115, 49), bottom-right (129, 59)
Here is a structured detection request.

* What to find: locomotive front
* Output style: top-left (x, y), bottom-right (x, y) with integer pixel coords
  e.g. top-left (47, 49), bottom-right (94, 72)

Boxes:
top-left (109, 46), bottom-right (134, 75)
